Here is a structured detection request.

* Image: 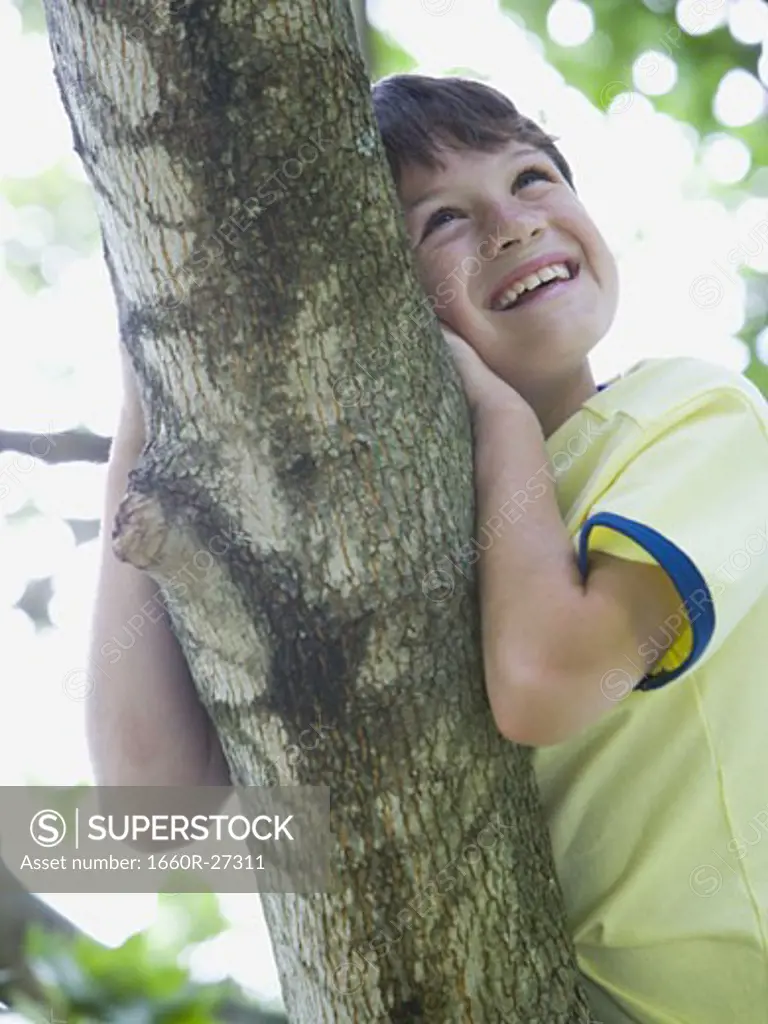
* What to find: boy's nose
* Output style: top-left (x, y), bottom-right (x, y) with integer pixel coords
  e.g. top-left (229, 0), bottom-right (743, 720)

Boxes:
top-left (484, 202), bottom-right (546, 257)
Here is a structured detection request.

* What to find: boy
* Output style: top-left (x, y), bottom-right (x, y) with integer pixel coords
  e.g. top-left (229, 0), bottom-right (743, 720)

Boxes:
top-left (91, 73), bottom-right (768, 1022)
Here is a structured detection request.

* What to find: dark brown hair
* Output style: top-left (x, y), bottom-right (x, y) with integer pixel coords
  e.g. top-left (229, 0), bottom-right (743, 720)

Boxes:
top-left (371, 73), bottom-right (575, 191)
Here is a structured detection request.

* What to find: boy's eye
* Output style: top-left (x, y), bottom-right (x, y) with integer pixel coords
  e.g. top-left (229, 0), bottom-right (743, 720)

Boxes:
top-left (515, 166), bottom-right (555, 189)
top-left (421, 207), bottom-right (461, 240)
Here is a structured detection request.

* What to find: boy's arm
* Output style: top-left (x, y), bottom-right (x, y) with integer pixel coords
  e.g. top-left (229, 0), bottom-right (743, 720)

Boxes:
top-left (86, 407), bottom-right (230, 789)
top-left (473, 401), bottom-right (683, 748)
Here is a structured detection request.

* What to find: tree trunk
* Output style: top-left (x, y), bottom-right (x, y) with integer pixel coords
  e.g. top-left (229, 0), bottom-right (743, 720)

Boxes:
top-left (348, 0), bottom-right (372, 74)
top-left (41, 2), bottom-right (594, 1020)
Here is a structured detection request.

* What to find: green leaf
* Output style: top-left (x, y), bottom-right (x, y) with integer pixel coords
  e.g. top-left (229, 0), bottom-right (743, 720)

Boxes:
top-left (153, 891), bottom-right (228, 950)
top-left (369, 26), bottom-right (417, 80)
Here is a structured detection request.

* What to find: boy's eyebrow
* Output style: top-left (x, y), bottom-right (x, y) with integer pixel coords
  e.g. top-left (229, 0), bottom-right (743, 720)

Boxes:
top-left (404, 146), bottom-right (543, 213)
top-left (405, 188), bottom-right (443, 213)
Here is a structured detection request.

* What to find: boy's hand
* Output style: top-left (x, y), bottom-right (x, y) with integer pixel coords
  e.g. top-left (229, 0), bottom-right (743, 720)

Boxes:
top-left (440, 324), bottom-right (521, 418)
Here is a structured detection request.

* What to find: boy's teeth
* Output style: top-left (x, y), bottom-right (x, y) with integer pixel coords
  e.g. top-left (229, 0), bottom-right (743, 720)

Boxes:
top-left (493, 262), bottom-right (571, 310)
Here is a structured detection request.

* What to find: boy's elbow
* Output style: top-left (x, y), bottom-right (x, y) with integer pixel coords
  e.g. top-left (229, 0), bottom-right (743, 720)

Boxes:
top-left (487, 662), bottom-right (587, 748)
top-left (491, 703), bottom-right (565, 748)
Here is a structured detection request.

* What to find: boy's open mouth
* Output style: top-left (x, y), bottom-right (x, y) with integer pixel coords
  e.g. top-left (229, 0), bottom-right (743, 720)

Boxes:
top-left (489, 260), bottom-right (579, 312)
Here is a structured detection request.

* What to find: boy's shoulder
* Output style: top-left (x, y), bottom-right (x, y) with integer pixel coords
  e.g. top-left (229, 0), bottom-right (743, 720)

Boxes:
top-left (593, 355), bottom-right (767, 435)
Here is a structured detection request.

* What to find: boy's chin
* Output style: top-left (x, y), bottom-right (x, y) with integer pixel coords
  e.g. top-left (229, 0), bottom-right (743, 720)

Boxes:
top-left (495, 324), bottom-right (597, 357)
top-left (531, 313), bottom-right (607, 349)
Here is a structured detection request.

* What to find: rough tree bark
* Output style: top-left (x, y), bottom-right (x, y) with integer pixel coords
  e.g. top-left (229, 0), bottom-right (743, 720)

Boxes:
top-left (40, 2), bottom-right (595, 1021)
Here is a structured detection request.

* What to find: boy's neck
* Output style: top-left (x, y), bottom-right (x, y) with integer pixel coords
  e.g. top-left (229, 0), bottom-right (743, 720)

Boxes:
top-left (521, 362), bottom-right (597, 439)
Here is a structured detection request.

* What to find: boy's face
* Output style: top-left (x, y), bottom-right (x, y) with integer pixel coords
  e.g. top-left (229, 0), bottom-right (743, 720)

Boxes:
top-left (398, 138), bottom-right (619, 395)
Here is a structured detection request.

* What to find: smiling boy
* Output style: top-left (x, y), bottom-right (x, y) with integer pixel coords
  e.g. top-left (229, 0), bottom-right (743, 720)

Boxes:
top-left (376, 74), bottom-right (696, 741)
top-left (371, 74), bottom-right (768, 1023)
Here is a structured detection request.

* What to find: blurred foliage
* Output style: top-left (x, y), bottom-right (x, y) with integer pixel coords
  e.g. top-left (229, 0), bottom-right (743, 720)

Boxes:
top-left (504, 0), bottom-right (765, 165)
top-left (9, 0), bottom-right (44, 33)
top-left (5, 894), bottom-right (286, 1023)
top-left (370, 25), bottom-right (417, 78)
top-left (1, 165), bottom-right (100, 293)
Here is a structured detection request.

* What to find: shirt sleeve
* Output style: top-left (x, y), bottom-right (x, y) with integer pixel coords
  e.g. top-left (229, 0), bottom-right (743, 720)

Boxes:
top-left (576, 385), bottom-right (768, 690)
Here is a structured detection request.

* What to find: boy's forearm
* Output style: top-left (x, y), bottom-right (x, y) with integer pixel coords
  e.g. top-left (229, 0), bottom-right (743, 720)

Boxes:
top-left (86, 423), bottom-right (229, 788)
top-left (472, 402), bottom-right (585, 740)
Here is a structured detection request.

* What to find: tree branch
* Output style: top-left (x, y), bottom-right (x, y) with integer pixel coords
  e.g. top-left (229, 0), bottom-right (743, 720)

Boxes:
top-left (0, 856), bottom-right (79, 1006)
top-left (0, 429), bottom-right (111, 465)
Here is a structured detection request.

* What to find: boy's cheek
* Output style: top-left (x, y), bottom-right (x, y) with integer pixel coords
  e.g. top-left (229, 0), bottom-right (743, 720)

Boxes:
top-left (430, 278), bottom-right (459, 312)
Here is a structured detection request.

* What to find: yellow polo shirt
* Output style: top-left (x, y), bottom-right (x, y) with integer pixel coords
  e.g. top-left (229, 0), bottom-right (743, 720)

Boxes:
top-left (534, 356), bottom-right (768, 1023)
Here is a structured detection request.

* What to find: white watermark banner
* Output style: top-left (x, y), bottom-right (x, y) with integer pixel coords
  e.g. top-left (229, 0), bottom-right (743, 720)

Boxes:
top-left (0, 786), bottom-right (330, 893)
